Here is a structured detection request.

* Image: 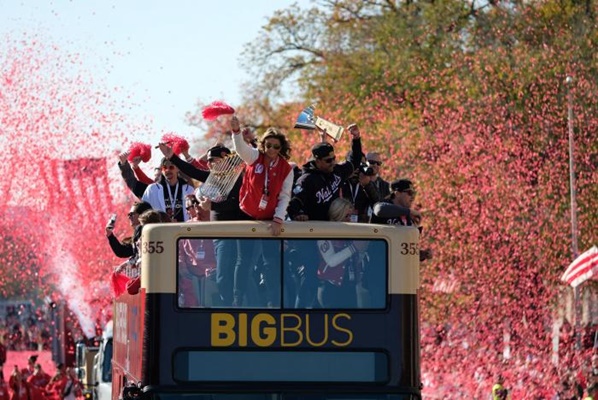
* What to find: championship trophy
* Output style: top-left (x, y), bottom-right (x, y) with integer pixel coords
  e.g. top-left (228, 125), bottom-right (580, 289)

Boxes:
top-left (195, 153), bottom-right (245, 203)
top-left (294, 105), bottom-right (344, 142)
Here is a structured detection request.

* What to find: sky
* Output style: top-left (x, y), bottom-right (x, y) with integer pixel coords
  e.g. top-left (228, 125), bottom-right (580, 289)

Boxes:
top-left (0, 0), bottom-right (310, 141)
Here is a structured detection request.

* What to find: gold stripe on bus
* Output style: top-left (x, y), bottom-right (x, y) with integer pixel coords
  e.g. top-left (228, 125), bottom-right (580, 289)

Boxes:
top-left (141, 221), bottom-right (420, 295)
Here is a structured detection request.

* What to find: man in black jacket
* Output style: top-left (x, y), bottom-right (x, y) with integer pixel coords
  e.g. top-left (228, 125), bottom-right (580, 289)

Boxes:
top-left (105, 201), bottom-right (153, 259)
top-left (365, 151), bottom-right (390, 198)
top-left (371, 179), bottom-right (432, 262)
top-left (287, 124), bottom-right (363, 221)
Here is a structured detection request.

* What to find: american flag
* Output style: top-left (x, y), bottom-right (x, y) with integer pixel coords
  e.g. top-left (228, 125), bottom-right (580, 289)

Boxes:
top-left (561, 246), bottom-right (598, 287)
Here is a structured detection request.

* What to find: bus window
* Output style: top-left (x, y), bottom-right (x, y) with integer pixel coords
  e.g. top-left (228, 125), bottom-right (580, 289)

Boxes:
top-left (285, 239), bottom-right (387, 310)
top-left (177, 238), bottom-right (387, 310)
top-left (102, 338), bottom-right (113, 382)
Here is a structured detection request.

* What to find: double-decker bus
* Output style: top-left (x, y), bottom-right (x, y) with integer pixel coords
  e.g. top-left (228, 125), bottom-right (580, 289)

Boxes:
top-left (112, 221), bottom-right (421, 400)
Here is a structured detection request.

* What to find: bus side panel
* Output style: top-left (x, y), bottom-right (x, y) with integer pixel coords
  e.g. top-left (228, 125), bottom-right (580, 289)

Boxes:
top-left (143, 287), bottom-right (161, 386)
top-left (394, 293), bottom-right (421, 391)
top-left (113, 291), bottom-right (145, 386)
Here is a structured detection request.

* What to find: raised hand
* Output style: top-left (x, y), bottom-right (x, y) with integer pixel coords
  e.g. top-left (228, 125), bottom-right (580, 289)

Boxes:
top-left (231, 115), bottom-right (241, 133)
top-left (118, 152), bottom-right (129, 165)
top-left (347, 123), bottom-right (360, 139)
top-left (158, 142), bottom-right (174, 159)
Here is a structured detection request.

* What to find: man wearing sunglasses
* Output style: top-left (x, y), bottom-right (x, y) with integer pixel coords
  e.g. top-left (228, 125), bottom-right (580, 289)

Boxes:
top-left (105, 201), bottom-right (153, 263)
top-left (141, 158), bottom-right (195, 222)
top-left (371, 179), bottom-right (432, 262)
top-left (287, 123), bottom-right (363, 222)
top-left (365, 151), bottom-right (390, 198)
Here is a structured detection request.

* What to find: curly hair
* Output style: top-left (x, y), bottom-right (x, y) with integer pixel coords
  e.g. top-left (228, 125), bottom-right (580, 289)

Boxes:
top-left (258, 127), bottom-right (292, 160)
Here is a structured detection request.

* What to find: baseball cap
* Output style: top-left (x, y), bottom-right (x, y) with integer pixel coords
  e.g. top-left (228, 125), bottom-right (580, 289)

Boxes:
top-left (311, 142), bottom-right (334, 159)
top-left (207, 145), bottom-right (231, 160)
top-left (391, 179), bottom-right (414, 192)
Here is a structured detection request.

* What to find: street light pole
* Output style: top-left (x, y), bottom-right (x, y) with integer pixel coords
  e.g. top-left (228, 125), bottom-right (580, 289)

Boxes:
top-left (566, 75), bottom-right (581, 349)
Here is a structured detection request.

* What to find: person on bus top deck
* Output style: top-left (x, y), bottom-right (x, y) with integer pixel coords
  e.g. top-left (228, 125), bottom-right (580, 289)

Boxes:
top-left (287, 124), bottom-right (363, 222)
top-left (117, 152), bottom-right (147, 199)
top-left (141, 157), bottom-right (195, 222)
top-left (231, 115), bottom-right (294, 308)
top-left (371, 179), bottom-right (431, 262)
top-left (365, 151), bottom-right (391, 198)
top-left (105, 201), bottom-right (153, 260)
top-left (158, 143), bottom-right (243, 221)
top-left (370, 179), bottom-right (421, 225)
top-left (339, 156), bottom-right (381, 223)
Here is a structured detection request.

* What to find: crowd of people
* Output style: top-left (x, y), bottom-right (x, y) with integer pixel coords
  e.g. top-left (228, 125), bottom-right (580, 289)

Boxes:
top-left (106, 116), bottom-right (433, 308)
top-left (420, 320), bottom-right (598, 399)
top-left (0, 354), bottom-right (81, 400)
top-left (0, 306), bottom-right (52, 353)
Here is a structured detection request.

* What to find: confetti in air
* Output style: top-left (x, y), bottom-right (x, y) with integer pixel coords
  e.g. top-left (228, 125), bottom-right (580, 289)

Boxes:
top-left (0, 33), bottom-right (152, 338)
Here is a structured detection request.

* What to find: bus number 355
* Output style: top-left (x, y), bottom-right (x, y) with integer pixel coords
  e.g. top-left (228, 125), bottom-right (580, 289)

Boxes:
top-left (400, 242), bottom-right (419, 255)
top-left (142, 241), bottom-right (164, 254)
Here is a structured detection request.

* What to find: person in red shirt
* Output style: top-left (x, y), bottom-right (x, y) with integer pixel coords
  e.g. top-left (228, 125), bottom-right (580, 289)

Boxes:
top-left (8, 366), bottom-right (30, 400)
top-left (0, 371), bottom-right (10, 400)
top-left (231, 115), bottom-right (294, 307)
top-left (27, 364), bottom-right (51, 400)
top-left (45, 364), bottom-right (65, 400)
top-left (20, 355), bottom-right (37, 381)
top-left (46, 365), bottom-right (81, 400)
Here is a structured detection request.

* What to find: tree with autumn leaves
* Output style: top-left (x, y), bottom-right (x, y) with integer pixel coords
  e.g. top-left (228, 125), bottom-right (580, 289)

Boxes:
top-left (220, 0), bottom-right (597, 396)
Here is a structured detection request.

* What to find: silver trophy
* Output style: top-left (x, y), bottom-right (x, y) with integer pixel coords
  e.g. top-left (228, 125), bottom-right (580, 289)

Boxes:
top-left (294, 105), bottom-right (344, 142)
top-left (195, 153), bottom-right (245, 203)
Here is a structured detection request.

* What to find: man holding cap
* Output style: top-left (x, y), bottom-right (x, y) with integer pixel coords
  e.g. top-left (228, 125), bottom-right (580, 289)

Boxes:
top-left (287, 123), bottom-right (363, 221)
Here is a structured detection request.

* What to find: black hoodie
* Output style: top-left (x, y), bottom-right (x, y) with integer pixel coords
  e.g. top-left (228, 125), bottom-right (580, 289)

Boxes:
top-left (287, 137), bottom-right (362, 221)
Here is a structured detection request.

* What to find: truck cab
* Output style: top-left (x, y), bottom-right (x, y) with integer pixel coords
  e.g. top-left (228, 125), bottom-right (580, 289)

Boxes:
top-left (92, 320), bottom-right (113, 400)
top-left (75, 341), bottom-right (99, 399)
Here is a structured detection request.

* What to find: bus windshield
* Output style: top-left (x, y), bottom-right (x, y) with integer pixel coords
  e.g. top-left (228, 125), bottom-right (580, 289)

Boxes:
top-left (177, 238), bottom-right (387, 310)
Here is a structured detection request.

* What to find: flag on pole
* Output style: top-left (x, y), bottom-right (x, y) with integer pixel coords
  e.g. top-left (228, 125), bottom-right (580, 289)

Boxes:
top-left (561, 246), bottom-right (598, 287)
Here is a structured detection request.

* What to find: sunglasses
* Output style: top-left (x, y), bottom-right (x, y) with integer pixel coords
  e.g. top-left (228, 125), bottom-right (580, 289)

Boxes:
top-left (367, 160), bottom-right (382, 166)
top-left (321, 156), bottom-right (336, 164)
top-left (127, 212), bottom-right (137, 218)
top-left (162, 165), bottom-right (176, 170)
top-left (265, 143), bottom-right (281, 150)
